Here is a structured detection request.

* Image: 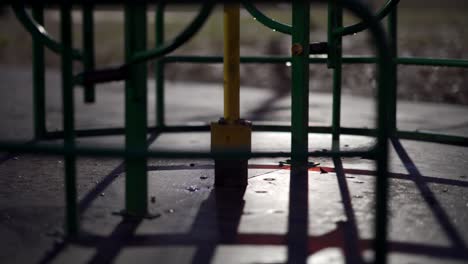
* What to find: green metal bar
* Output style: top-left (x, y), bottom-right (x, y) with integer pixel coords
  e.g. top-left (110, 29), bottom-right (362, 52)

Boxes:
top-left (289, 1), bottom-right (310, 262)
top-left (155, 2), bottom-right (166, 128)
top-left (337, 1), bottom-right (393, 262)
top-left (73, 2), bottom-right (215, 87)
top-left (327, 1), bottom-right (336, 69)
top-left (44, 127), bottom-right (128, 139)
top-left (130, 2), bottom-right (214, 65)
top-left (0, 140), bottom-right (373, 159)
top-left (331, 1), bottom-right (343, 142)
top-left (396, 130), bottom-right (468, 147)
top-left (124, 3), bottom-right (148, 216)
top-left (32, 4), bottom-right (46, 140)
top-left (164, 56), bottom-right (289, 64)
top-left (41, 125), bottom-right (372, 138)
top-left (291, 1), bottom-right (310, 167)
top-left (12, 5), bottom-right (83, 61)
top-left (163, 55), bottom-right (468, 68)
top-left (241, 0), bottom-right (292, 35)
top-left (369, 13), bottom-right (391, 264)
top-left (339, 0), bottom-right (400, 36)
top-left (388, 6), bottom-right (398, 134)
top-left (41, 125), bottom-right (468, 148)
top-left (60, 3), bottom-right (78, 237)
top-left (83, 3), bottom-right (96, 103)
top-left (396, 57), bottom-right (468, 67)
top-left (163, 55), bottom-right (376, 64)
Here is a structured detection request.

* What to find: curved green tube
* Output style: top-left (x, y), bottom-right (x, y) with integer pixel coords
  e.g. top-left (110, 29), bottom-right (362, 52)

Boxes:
top-left (339, 0), bottom-right (400, 36)
top-left (241, 0), bottom-right (292, 35)
top-left (131, 1), bottom-right (215, 65)
top-left (11, 5), bottom-right (83, 61)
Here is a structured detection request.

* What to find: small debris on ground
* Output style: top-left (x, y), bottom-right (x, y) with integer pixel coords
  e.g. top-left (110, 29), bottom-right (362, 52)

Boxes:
top-left (279, 159), bottom-right (320, 168)
top-left (186, 186), bottom-right (200, 192)
top-left (165, 209), bottom-right (175, 214)
top-left (100, 193), bottom-right (105, 197)
top-left (308, 161), bottom-right (320, 167)
top-left (200, 176), bottom-right (208, 180)
top-left (189, 163), bottom-right (195, 167)
top-left (150, 196), bottom-right (156, 203)
top-left (269, 210), bottom-right (285, 214)
top-left (319, 167), bottom-right (328, 174)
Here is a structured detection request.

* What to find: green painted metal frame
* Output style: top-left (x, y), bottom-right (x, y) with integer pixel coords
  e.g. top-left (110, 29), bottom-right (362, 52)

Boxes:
top-left (3, 1), bottom-right (468, 263)
top-left (83, 3), bottom-right (96, 103)
top-left (155, 2), bottom-right (166, 128)
top-left (124, 3), bottom-right (150, 217)
top-left (60, 2), bottom-right (78, 237)
top-left (31, 4), bottom-right (46, 139)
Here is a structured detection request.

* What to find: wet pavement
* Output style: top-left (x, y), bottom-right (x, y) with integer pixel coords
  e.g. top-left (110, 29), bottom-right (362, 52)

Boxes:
top-left (0, 67), bottom-right (468, 264)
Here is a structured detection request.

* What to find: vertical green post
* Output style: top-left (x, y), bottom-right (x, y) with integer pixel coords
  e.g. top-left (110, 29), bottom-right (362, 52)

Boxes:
top-left (375, 18), bottom-right (391, 264)
top-left (388, 7), bottom-right (398, 135)
top-left (327, 1), bottom-right (335, 69)
top-left (124, 3), bottom-right (148, 216)
top-left (61, 3), bottom-right (78, 236)
top-left (83, 3), bottom-right (96, 103)
top-left (288, 2), bottom-right (310, 262)
top-left (291, 0), bottom-right (310, 167)
top-left (329, 1), bottom-right (343, 144)
top-left (32, 4), bottom-right (46, 140)
top-left (375, 76), bottom-right (390, 264)
top-left (155, 2), bottom-right (165, 128)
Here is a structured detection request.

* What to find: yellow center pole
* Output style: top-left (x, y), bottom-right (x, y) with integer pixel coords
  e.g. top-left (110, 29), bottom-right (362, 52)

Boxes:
top-left (211, 3), bottom-right (250, 188)
top-left (223, 3), bottom-right (240, 122)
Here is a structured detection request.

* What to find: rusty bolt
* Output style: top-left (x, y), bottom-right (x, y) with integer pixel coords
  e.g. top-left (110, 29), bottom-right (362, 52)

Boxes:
top-left (291, 43), bottom-right (303, 56)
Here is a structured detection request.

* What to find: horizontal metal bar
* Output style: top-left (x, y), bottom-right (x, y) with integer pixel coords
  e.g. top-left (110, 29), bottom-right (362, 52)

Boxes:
top-left (163, 55), bottom-right (377, 64)
top-left (44, 127), bottom-right (128, 139)
top-left (43, 126), bottom-right (467, 148)
top-left (396, 57), bottom-right (468, 68)
top-left (163, 56), bottom-right (289, 64)
top-left (397, 130), bottom-right (468, 147)
top-left (163, 56), bottom-right (468, 68)
top-left (155, 125), bottom-right (377, 137)
top-left (0, 140), bottom-right (372, 159)
top-left (43, 125), bottom-right (380, 140)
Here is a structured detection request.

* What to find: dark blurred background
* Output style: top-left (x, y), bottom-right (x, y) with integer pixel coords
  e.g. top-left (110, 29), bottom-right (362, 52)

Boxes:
top-left (0, 0), bottom-right (467, 104)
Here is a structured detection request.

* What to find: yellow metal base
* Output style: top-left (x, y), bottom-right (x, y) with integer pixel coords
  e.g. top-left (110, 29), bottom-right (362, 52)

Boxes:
top-left (211, 119), bottom-right (252, 187)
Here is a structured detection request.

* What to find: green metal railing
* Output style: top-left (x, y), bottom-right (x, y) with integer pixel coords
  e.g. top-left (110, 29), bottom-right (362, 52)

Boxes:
top-left (3, 1), bottom-right (468, 263)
